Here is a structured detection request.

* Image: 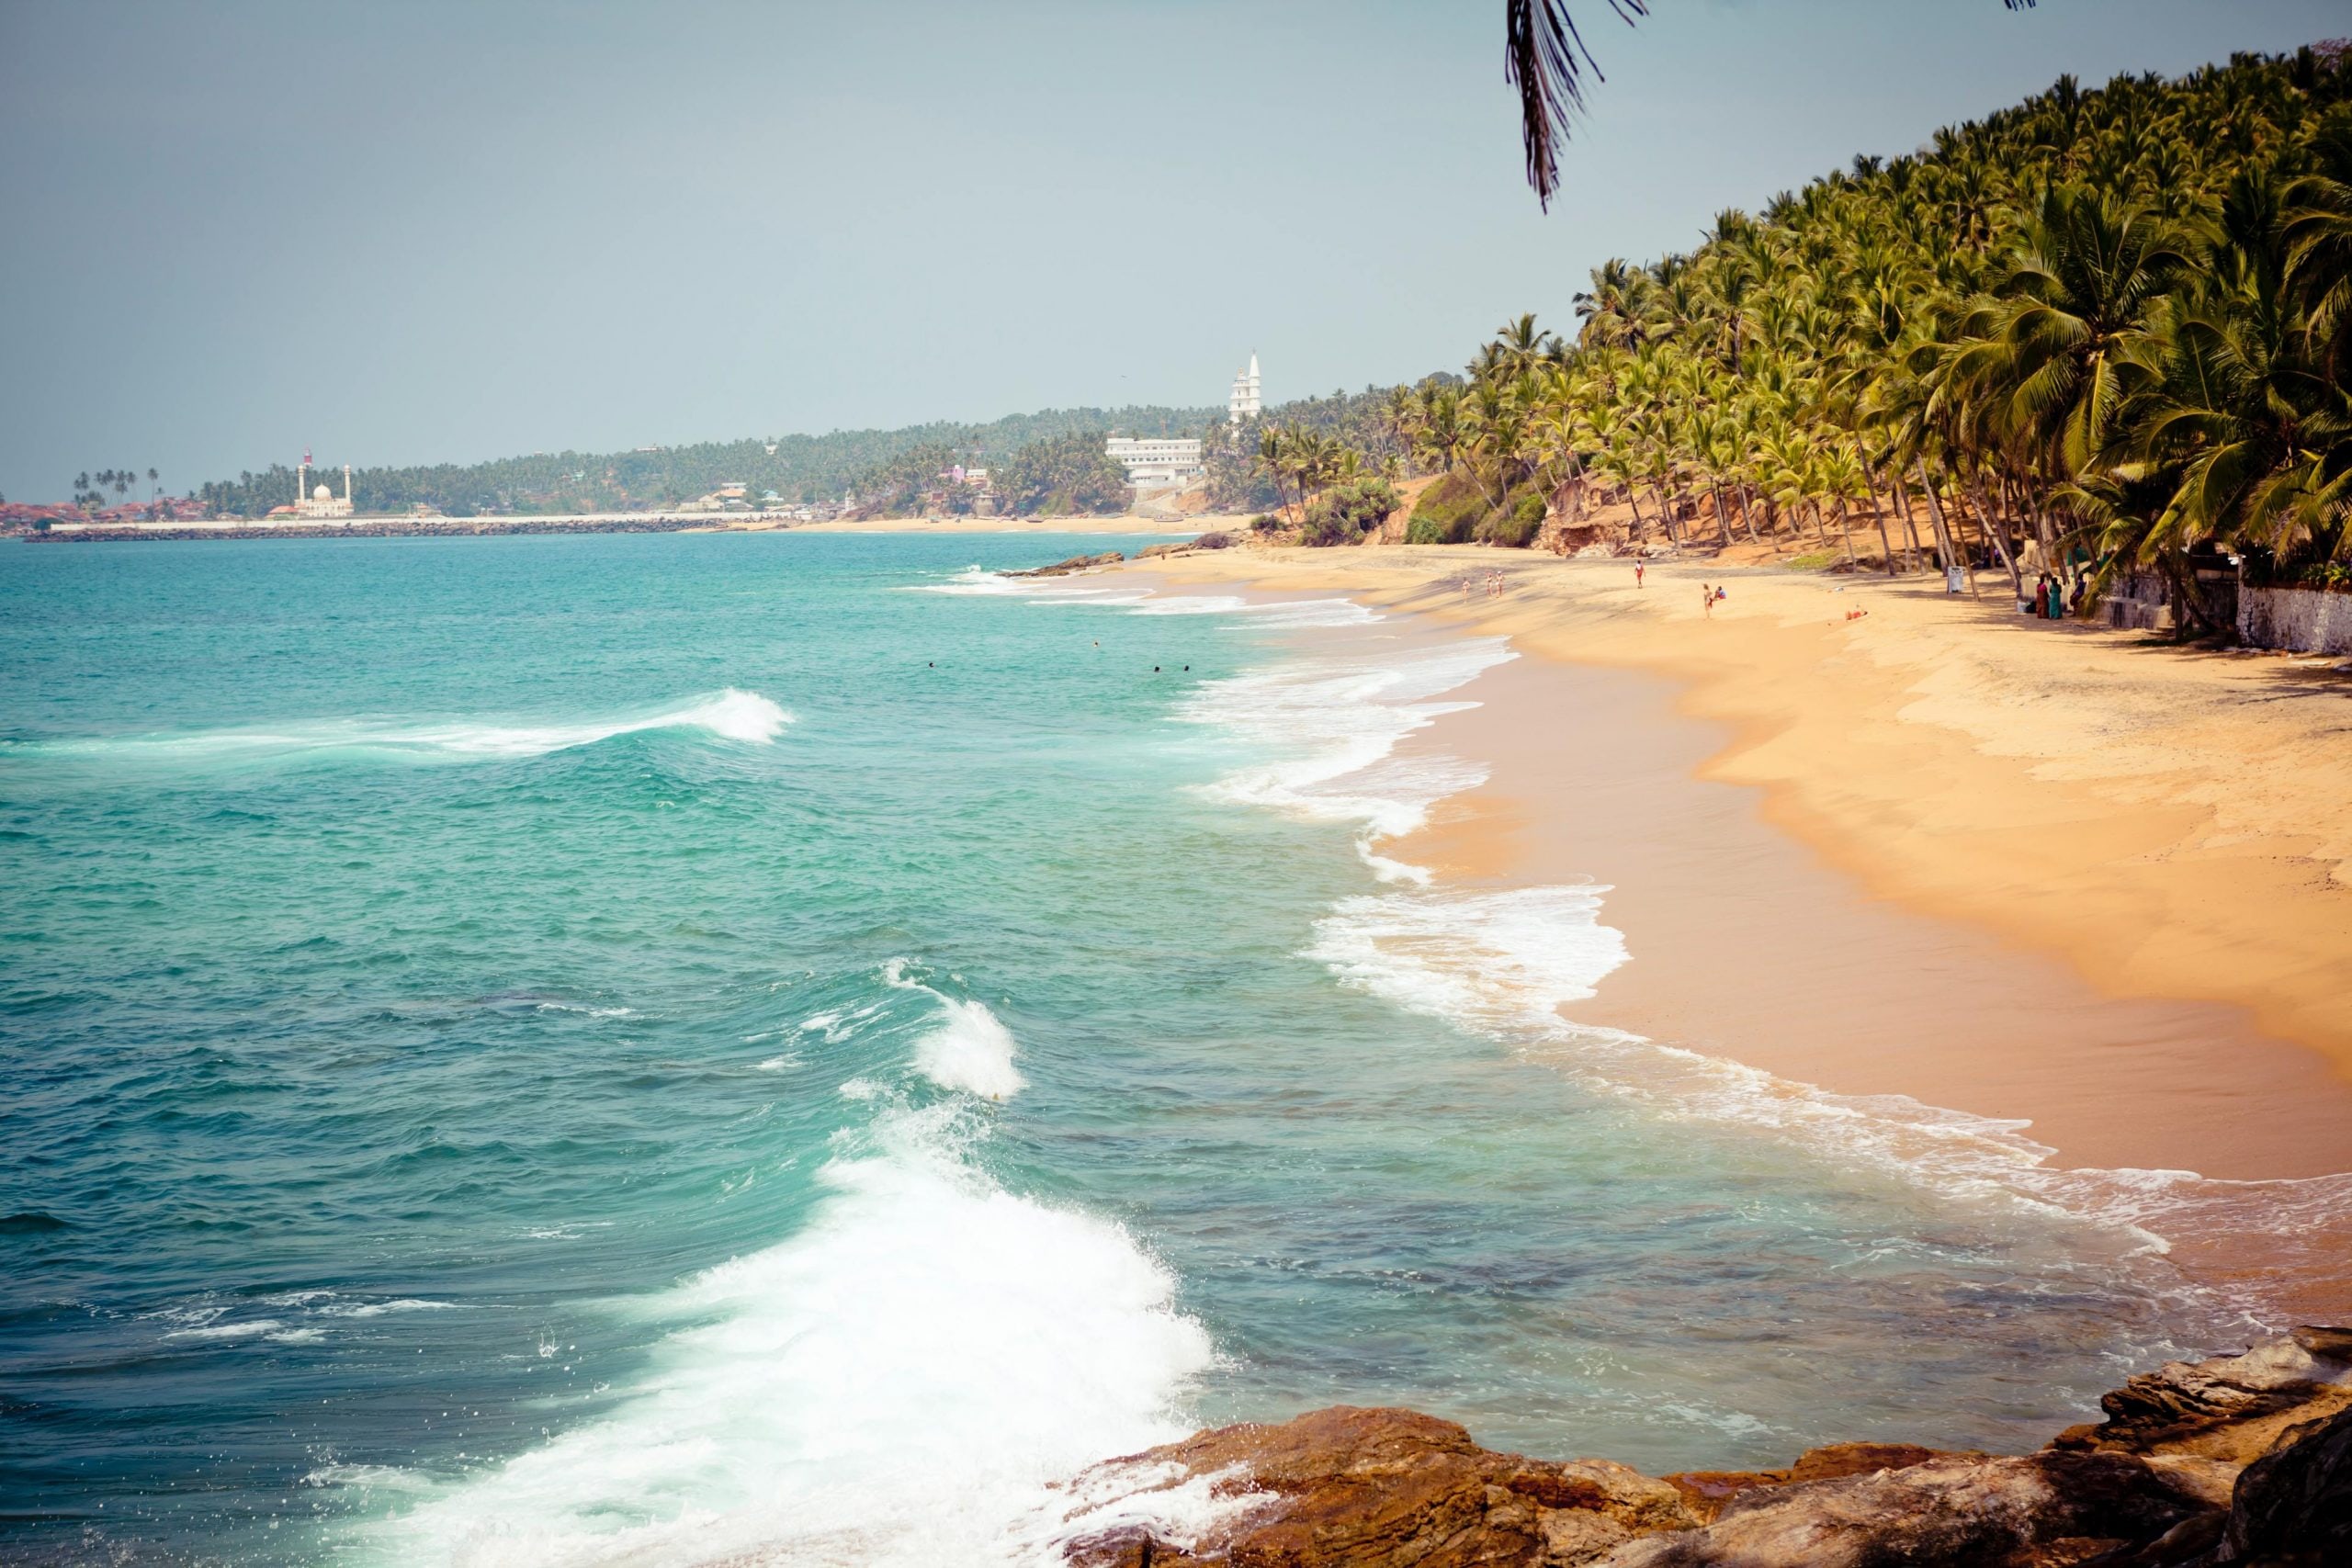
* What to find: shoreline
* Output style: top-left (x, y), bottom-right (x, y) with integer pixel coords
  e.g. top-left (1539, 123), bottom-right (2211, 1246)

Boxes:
top-left (1123, 545), bottom-right (2352, 1316)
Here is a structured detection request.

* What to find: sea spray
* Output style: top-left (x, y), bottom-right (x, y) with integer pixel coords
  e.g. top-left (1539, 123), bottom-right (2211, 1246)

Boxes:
top-left (357, 1102), bottom-right (1213, 1568)
top-left (886, 960), bottom-right (1027, 1100)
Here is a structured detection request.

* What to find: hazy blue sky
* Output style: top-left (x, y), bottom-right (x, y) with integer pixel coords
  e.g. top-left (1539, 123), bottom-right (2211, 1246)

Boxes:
top-left (2, 0), bottom-right (2344, 501)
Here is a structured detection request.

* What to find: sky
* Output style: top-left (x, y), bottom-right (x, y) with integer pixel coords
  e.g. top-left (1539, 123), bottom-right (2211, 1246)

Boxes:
top-left (1, 0), bottom-right (2345, 502)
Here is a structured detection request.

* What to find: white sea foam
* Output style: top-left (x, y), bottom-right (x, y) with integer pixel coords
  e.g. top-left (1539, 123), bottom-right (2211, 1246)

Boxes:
top-left (356, 1103), bottom-right (1223, 1568)
top-left (1120, 594), bottom-right (1379, 629)
top-left (886, 959), bottom-right (1027, 1100)
top-left (1308, 883), bottom-right (1631, 1032)
top-left (1182, 637), bottom-right (1512, 842)
top-left (908, 567), bottom-right (1377, 631)
top-left (164, 1318), bottom-right (287, 1343)
top-left (910, 566), bottom-right (1136, 603)
top-left (28, 689), bottom-right (790, 766)
top-left (318, 1297), bottom-right (458, 1319)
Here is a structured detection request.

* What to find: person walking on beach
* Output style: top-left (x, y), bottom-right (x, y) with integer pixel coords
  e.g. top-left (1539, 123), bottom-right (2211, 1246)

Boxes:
top-left (2031, 574), bottom-right (2051, 618)
top-left (1702, 582), bottom-right (1714, 617)
top-left (1634, 560), bottom-right (1645, 590)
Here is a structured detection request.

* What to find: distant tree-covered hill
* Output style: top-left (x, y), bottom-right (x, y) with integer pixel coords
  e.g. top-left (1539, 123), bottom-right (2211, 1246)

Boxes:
top-left (194, 405), bottom-right (1216, 519)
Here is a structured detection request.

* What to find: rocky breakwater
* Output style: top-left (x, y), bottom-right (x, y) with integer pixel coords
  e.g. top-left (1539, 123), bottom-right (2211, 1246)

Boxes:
top-left (1008, 551), bottom-right (1125, 577)
top-left (1060, 1329), bottom-right (2351, 1567)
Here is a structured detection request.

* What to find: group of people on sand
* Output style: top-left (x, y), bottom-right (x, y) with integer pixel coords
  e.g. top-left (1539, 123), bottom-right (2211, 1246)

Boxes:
top-left (1698, 581), bottom-right (1728, 617)
top-left (2030, 570), bottom-right (2085, 621)
top-left (1462, 570), bottom-right (1509, 600)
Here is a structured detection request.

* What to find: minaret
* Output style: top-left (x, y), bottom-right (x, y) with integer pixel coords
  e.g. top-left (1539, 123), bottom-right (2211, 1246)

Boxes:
top-left (343, 465), bottom-right (353, 508)
top-left (297, 457), bottom-right (307, 509)
top-left (1228, 352), bottom-right (1263, 425)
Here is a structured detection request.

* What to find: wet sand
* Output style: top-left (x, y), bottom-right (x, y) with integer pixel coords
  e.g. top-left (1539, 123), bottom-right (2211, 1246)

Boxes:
top-left (1113, 546), bottom-right (2352, 1316)
top-left (1395, 652), bottom-right (2352, 1182)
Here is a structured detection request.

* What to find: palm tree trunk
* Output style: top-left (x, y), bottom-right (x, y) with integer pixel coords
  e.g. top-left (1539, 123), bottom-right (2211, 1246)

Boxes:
top-left (1891, 475), bottom-right (1926, 571)
top-left (1709, 479), bottom-right (1734, 547)
top-left (1737, 481), bottom-right (1761, 543)
top-left (1867, 497), bottom-right (1897, 576)
top-left (1914, 459), bottom-right (1977, 597)
top-left (1833, 501), bottom-right (1860, 568)
top-left (1968, 473), bottom-right (2024, 599)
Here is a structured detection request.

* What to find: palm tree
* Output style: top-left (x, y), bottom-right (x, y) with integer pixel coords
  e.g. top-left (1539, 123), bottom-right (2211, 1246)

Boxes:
top-left (1954, 185), bottom-right (2191, 475)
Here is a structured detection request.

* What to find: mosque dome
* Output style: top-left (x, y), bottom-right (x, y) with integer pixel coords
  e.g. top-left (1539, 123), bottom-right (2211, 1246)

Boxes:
top-left (314, 483), bottom-right (334, 502)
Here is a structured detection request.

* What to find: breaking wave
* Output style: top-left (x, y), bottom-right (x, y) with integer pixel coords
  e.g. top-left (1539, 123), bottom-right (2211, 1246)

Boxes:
top-left (7, 689), bottom-right (791, 767)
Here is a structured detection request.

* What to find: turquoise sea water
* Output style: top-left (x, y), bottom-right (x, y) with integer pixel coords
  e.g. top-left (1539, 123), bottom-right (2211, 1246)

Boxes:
top-left (0, 533), bottom-right (2269, 1565)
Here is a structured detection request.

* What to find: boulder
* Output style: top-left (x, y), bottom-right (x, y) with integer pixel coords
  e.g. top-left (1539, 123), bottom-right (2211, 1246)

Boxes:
top-left (1600, 1451), bottom-right (2206, 1568)
top-left (2198, 1404), bottom-right (2352, 1565)
top-left (1060, 1405), bottom-right (1700, 1567)
top-left (2051, 1331), bottom-right (2352, 1467)
top-left (1136, 542), bottom-right (1193, 559)
top-left (1664, 1441), bottom-right (1960, 1523)
top-left (1057, 1336), bottom-right (2351, 1568)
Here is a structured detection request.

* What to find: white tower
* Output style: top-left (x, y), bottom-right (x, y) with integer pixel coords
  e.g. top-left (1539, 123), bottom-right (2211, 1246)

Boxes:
top-left (1228, 353), bottom-right (1261, 425)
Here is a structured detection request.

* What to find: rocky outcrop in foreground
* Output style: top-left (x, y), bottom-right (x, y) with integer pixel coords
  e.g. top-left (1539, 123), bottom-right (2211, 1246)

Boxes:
top-left (1062, 1329), bottom-right (2351, 1567)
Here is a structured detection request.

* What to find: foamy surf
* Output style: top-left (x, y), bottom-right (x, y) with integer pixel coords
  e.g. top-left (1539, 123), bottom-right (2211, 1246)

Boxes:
top-left (1182, 637), bottom-right (1512, 844)
top-left (13, 689), bottom-right (790, 766)
top-left (907, 568), bottom-right (1379, 630)
top-left (345, 1102), bottom-right (1218, 1568)
top-left (886, 959), bottom-right (1027, 1100)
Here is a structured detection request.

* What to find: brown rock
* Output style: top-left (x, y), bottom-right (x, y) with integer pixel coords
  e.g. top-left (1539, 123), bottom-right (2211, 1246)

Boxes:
top-left (1059, 1405), bottom-right (1699, 1568)
top-left (1136, 542), bottom-right (1193, 559)
top-left (2202, 1404), bottom-right (2352, 1565)
top-left (1664, 1441), bottom-right (1960, 1523)
top-left (1010, 551), bottom-right (1125, 577)
top-left (2050, 1334), bottom-right (2352, 1467)
top-left (1600, 1451), bottom-right (2206, 1568)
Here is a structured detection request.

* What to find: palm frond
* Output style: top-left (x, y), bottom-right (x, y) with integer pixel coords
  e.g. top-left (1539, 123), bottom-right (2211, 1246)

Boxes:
top-left (1507, 0), bottom-right (1647, 210)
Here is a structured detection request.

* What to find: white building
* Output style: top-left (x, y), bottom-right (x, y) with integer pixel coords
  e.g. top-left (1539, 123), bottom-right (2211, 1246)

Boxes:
top-left (292, 457), bottom-right (355, 519)
top-left (1228, 353), bottom-right (1261, 425)
top-left (1105, 435), bottom-right (1204, 490)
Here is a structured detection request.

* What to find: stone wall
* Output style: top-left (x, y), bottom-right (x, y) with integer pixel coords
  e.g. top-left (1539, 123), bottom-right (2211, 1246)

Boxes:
top-left (2238, 584), bottom-right (2352, 655)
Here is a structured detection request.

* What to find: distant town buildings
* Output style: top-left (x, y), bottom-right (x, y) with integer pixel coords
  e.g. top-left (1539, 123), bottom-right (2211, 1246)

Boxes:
top-left (1228, 353), bottom-right (1261, 425)
top-left (1105, 435), bottom-right (1204, 490)
top-left (681, 482), bottom-right (755, 513)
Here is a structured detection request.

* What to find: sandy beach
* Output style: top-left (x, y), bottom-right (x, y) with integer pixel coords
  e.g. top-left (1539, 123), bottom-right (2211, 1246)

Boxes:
top-left (1123, 544), bottom-right (2352, 1304)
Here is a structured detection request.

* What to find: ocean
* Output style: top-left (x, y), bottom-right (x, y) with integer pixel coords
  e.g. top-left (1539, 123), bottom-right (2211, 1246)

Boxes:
top-left (0, 532), bottom-right (2256, 1565)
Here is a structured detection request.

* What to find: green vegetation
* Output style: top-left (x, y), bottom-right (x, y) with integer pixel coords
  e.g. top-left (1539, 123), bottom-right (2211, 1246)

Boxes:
top-left (989, 431), bottom-right (1136, 517)
top-left (192, 407), bottom-right (1212, 519)
top-left (1301, 479), bottom-right (1402, 547)
top-left (1201, 382), bottom-right (1441, 513)
top-left (1405, 472), bottom-right (1485, 544)
top-left (1248, 47), bottom-right (2352, 612)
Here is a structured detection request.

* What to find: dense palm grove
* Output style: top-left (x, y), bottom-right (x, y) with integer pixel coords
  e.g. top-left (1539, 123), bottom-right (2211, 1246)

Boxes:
top-left (1254, 48), bottom-right (2352, 623)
